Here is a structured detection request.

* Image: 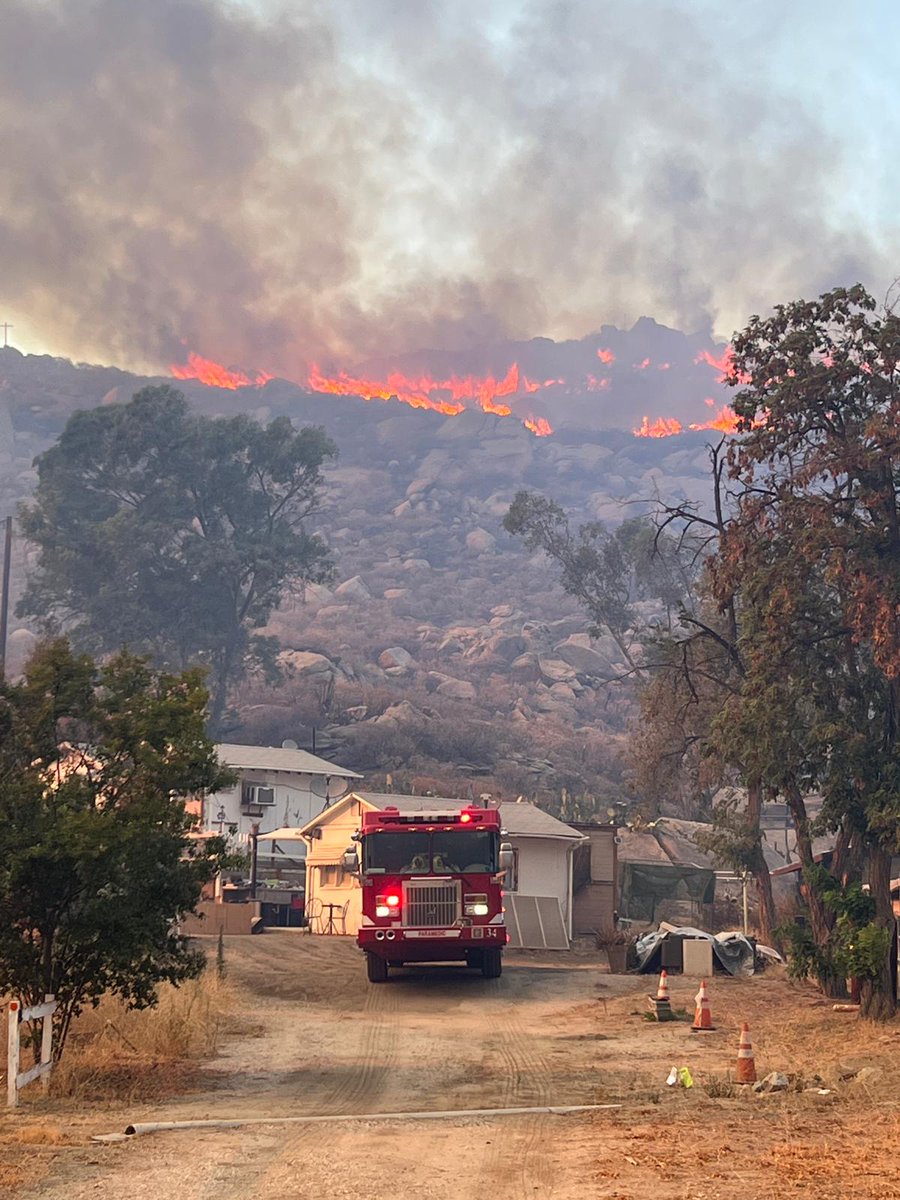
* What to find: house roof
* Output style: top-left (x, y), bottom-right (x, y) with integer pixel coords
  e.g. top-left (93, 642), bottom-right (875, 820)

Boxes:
top-left (324, 792), bottom-right (586, 841)
top-left (215, 742), bottom-right (361, 779)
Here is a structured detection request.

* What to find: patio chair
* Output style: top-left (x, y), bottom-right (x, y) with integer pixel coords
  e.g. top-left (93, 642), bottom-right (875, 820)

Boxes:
top-left (303, 896), bottom-right (323, 935)
top-left (337, 899), bottom-right (351, 935)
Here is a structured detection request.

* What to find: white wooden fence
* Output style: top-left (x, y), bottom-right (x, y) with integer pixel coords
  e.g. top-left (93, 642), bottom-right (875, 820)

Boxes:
top-left (6, 995), bottom-right (57, 1107)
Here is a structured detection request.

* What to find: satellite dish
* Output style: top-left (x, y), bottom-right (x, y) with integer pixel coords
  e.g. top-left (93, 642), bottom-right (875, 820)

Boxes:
top-left (282, 739), bottom-right (299, 750)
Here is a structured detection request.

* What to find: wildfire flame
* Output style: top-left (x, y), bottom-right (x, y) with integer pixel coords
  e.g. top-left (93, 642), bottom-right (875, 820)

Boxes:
top-left (171, 346), bottom-right (748, 443)
top-left (524, 416), bottom-right (553, 437)
top-left (306, 361), bottom-right (553, 428)
top-left (689, 405), bottom-right (740, 434)
top-left (694, 346), bottom-right (749, 384)
top-left (634, 405), bottom-right (742, 438)
top-left (634, 415), bottom-right (684, 438)
top-left (170, 352), bottom-right (272, 390)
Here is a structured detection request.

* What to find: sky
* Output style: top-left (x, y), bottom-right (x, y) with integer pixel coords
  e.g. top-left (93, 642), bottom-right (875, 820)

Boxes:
top-left (0, 0), bottom-right (898, 376)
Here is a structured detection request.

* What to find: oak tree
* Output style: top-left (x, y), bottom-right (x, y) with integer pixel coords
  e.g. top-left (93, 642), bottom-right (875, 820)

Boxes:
top-left (18, 386), bottom-right (337, 730)
top-left (0, 639), bottom-right (235, 1058)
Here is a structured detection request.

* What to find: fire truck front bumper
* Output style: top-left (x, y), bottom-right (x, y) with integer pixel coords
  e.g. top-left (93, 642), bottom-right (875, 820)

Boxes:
top-left (358, 924), bottom-right (508, 960)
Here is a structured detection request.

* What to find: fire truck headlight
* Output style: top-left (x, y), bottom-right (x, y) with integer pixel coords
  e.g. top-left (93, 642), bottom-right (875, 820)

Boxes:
top-left (376, 893), bottom-right (401, 919)
top-left (464, 894), bottom-right (489, 917)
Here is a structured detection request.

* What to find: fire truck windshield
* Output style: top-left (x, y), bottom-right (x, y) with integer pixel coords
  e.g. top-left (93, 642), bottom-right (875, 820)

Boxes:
top-left (364, 829), bottom-right (498, 874)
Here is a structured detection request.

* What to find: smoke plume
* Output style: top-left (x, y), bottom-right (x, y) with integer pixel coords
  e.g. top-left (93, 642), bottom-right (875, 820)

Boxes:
top-left (0, 0), bottom-right (894, 376)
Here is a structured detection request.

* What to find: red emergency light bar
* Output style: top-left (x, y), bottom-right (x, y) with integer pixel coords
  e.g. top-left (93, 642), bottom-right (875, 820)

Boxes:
top-left (361, 806), bottom-right (501, 831)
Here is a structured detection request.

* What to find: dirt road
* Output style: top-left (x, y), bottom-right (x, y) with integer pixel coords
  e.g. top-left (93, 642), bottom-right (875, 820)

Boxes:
top-left (6, 935), bottom-right (900, 1199)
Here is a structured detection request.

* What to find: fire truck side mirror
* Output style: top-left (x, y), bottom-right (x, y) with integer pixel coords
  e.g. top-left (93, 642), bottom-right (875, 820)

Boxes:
top-left (342, 847), bottom-right (359, 874)
top-left (498, 842), bottom-right (514, 872)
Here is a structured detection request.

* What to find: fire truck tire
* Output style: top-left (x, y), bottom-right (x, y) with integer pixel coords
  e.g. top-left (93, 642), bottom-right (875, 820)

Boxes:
top-left (480, 948), bottom-right (502, 978)
top-left (366, 953), bottom-right (389, 983)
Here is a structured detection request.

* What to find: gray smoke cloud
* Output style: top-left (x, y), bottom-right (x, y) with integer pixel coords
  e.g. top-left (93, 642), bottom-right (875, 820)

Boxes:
top-left (0, 0), bottom-right (895, 376)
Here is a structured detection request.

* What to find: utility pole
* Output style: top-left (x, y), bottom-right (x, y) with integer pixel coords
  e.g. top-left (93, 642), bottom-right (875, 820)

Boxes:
top-left (249, 822), bottom-right (260, 900)
top-left (0, 323), bottom-right (12, 348)
top-left (0, 516), bottom-right (11, 682)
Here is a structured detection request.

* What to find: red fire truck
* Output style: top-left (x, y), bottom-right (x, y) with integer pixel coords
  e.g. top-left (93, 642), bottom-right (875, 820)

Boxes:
top-left (343, 804), bottom-right (513, 982)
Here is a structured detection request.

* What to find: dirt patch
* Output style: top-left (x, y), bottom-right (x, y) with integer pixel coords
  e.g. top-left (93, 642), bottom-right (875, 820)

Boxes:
top-left (6, 935), bottom-right (898, 1199)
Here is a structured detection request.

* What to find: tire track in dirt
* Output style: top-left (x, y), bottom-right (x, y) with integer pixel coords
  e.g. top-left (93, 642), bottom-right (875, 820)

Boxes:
top-left (197, 953), bottom-right (404, 1199)
top-left (480, 974), bottom-right (562, 1197)
top-left (313, 973), bottom-right (402, 1116)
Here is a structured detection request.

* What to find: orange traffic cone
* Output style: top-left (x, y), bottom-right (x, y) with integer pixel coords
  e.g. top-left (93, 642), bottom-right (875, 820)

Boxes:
top-left (691, 979), bottom-right (714, 1031)
top-left (647, 968), bottom-right (674, 1020)
top-left (735, 1022), bottom-right (757, 1083)
top-left (656, 969), bottom-right (670, 1002)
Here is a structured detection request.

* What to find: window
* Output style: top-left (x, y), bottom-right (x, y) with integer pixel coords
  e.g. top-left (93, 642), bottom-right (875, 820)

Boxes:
top-left (364, 831), bottom-right (431, 874)
top-left (363, 829), bottom-right (499, 874)
top-left (243, 783), bottom-right (275, 807)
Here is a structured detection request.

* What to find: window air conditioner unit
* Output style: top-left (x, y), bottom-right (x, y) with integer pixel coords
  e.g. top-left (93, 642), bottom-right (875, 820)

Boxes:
top-left (243, 785), bottom-right (276, 807)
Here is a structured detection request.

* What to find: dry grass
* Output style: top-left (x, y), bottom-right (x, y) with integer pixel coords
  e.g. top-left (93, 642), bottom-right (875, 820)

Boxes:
top-left (0, 1122), bottom-right (80, 1194)
top-left (0, 1000), bottom-right (208, 1194)
top-left (49, 972), bottom-right (235, 1103)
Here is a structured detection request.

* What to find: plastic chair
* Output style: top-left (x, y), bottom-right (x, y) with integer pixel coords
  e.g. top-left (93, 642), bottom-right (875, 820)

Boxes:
top-left (304, 896), bottom-right (323, 934)
top-left (337, 899), bottom-right (351, 935)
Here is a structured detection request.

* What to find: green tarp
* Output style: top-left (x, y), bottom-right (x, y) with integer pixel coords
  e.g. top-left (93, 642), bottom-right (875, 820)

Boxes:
top-left (620, 862), bottom-right (716, 923)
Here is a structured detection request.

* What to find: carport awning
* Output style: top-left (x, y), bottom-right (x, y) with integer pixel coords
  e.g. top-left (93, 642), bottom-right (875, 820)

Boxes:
top-left (261, 827), bottom-right (307, 841)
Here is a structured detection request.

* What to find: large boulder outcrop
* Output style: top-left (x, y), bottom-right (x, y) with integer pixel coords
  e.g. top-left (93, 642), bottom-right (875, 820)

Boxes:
top-left (373, 700), bottom-right (431, 726)
top-left (552, 634), bottom-right (614, 676)
top-left (378, 646), bottom-right (416, 671)
top-left (334, 575), bottom-right (372, 602)
top-left (538, 656), bottom-right (578, 685)
top-left (465, 527), bottom-right (496, 554)
top-left (436, 677), bottom-right (476, 701)
top-left (279, 650), bottom-right (337, 678)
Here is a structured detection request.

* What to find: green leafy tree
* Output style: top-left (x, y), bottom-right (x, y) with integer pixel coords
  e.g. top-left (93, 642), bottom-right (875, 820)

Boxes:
top-left (502, 499), bottom-right (700, 675)
top-left (18, 386), bottom-right (337, 730)
top-left (714, 283), bottom-right (900, 1019)
top-left (0, 639), bottom-right (236, 1058)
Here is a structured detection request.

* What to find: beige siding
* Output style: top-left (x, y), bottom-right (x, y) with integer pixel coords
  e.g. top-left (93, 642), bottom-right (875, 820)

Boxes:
top-left (590, 833), bottom-right (616, 883)
top-left (304, 798), bottom-right (368, 935)
top-left (572, 882), bottom-right (616, 935)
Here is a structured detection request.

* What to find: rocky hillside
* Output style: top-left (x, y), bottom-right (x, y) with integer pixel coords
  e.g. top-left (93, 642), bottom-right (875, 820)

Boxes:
top-left (0, 333), bottom-right (721, 815)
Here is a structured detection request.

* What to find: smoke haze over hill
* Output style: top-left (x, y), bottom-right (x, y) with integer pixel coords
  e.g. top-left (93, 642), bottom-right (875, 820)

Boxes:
top-left (1, 0), bottom-right (896, 377)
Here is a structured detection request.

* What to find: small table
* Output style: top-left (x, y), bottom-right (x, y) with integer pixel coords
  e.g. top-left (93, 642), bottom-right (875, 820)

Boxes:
top-left (321, 903), bottom-right (342, 935)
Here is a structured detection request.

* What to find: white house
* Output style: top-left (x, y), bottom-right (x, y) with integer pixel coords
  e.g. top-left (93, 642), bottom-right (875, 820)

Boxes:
top-left (202, 743), bottom-right (361, 856)
top-left (298, 792), bottom-right (585, 948)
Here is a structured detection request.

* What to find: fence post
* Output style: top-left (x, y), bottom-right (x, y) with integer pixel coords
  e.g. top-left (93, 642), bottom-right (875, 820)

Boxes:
top-left (40, 995), bottom-right (54, 1095)
top-left (7, 1001), bottom-right (19, 1108)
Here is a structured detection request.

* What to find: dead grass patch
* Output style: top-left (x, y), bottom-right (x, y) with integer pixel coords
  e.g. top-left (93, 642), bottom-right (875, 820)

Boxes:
top-left (49, 972), bottom-right (235, 1104)
top-left (0, 1121), bottom-right (81, 1194)
top-left (594, 1107), bottom-right (900, 1199)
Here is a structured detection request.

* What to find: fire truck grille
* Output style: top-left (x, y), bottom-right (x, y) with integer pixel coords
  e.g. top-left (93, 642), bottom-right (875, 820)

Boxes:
top-left (403, 882), bottom-right (459, 927)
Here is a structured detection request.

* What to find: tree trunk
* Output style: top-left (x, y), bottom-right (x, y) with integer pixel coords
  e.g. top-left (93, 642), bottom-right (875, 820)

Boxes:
top-left (207, 636), bottom-right (240, 735)
top-left (859, 842), bottom-right (897, 1021)
top-left (746, 780), bottom-right (778, 949)
top-left (752, 853), bottom-right (778, 950)
top-left (783, 778), bottom-right (845, 997)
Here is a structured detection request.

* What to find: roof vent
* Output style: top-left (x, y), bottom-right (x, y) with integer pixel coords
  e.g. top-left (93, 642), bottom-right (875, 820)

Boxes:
top-left (282, 739), bottom-right (299, 750)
